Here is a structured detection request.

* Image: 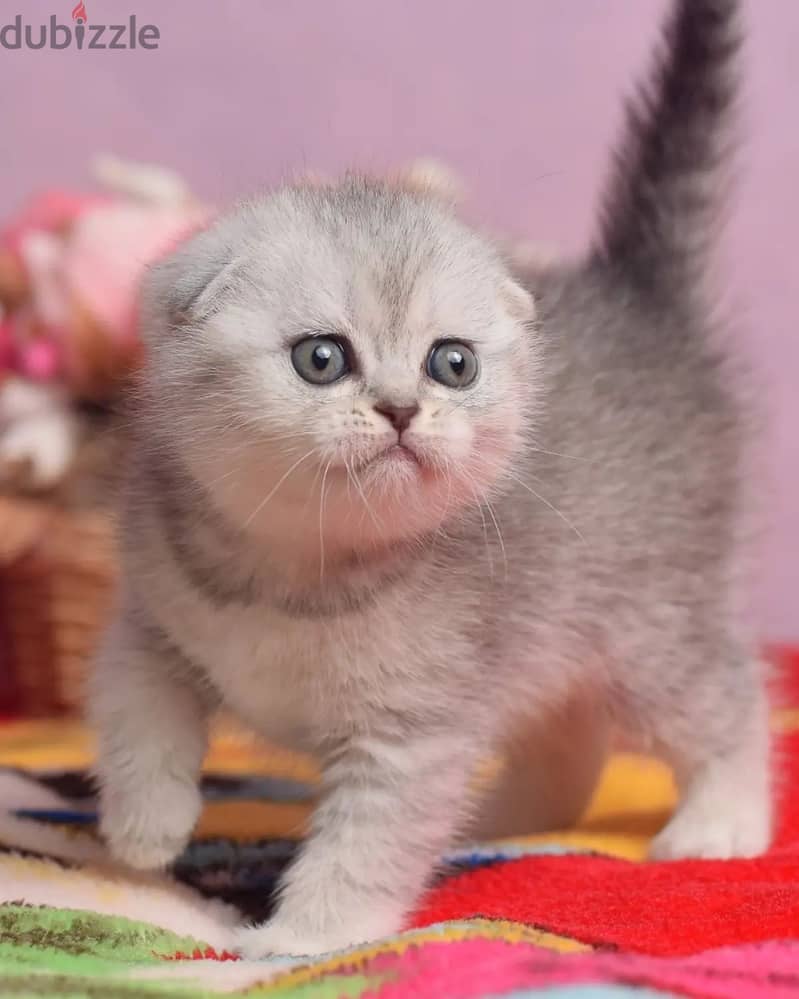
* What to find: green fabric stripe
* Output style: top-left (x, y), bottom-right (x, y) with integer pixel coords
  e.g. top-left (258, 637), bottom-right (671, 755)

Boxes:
top-left (0, 905), bottom-right (222, 996)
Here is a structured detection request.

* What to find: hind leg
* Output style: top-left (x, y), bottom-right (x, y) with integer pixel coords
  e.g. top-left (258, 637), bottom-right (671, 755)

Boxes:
top-left (464, 694), bottom-right (609, 842)
top-left (641, 649), bottom-right (772, 861)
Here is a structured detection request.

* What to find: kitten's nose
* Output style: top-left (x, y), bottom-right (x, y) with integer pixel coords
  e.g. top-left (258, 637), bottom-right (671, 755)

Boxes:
top-left (374, 402), bottom-right (420, 435)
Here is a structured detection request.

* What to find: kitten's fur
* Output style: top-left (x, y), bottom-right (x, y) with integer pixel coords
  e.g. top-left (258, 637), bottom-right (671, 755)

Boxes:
top-left (90, 0), bottom-right (771, 958)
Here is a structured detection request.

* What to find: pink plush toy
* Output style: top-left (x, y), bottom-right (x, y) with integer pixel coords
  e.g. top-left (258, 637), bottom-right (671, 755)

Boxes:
top-left (0, 158), bottom-right (210, 488)
top-left (0, 157), bottom-right (209, 400)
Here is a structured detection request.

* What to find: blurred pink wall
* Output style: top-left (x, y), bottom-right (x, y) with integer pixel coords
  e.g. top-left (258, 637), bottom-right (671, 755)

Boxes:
top-left (2, 0), bottom-right (797, 639)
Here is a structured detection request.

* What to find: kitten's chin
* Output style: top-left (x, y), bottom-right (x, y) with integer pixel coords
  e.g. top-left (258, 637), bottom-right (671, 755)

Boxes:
top-left (358, 442), bottom-right (436, 485)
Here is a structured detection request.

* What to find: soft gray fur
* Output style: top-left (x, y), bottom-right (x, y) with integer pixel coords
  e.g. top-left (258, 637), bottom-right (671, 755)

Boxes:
top-left (90, 0), bottom-right (771, 958)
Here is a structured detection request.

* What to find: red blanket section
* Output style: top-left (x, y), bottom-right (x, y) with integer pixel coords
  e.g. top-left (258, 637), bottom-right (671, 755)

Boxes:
top-left (413, 646), bottom-right (799, 956)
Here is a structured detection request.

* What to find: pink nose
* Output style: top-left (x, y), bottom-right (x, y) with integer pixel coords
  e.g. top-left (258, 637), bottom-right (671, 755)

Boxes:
top-left (374, 402), bottom-right (419, 434)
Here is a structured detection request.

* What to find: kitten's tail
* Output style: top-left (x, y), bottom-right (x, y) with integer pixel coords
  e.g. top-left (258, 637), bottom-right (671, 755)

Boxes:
top-left (591, 0), bottom-right (741, 300)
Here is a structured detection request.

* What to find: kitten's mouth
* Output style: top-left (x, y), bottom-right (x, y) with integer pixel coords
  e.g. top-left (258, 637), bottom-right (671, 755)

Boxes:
top-left (358, 442), bottom-right (426, 474)
top-left (381, 443), bottom-right (419, 465)
top-left (375, 443), bottom-right (442, 485)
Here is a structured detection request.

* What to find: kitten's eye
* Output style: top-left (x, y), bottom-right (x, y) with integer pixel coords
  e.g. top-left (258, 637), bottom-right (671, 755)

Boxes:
top-left (291, 337), bottom-right (350, 385)
top-left (426, 342), bottom-right (479, 389)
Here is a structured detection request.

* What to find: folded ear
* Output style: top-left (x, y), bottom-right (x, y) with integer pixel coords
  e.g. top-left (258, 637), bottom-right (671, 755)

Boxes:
top-left (139, 220), bottom-right (240, 339)
top-left (505, 239), bottom-right (560, 274)
top-left (500, 277), bottom-right (536, 324)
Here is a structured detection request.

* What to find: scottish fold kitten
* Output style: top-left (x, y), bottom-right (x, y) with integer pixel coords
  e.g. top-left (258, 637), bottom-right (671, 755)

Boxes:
top-left (90, 0), bottom-right (771, 959)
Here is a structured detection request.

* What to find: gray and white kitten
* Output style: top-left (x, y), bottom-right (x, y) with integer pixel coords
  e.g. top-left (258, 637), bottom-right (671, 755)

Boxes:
top-left (90, 0), bottom-right (771, 959)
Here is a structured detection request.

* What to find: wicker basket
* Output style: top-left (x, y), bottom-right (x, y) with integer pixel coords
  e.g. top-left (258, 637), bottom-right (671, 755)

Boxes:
top-left (0, 496), bottom-right (117, 715)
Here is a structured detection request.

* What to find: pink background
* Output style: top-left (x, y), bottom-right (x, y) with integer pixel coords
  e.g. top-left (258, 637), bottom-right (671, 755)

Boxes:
top-left (2, 0), bottom-right (797, 638)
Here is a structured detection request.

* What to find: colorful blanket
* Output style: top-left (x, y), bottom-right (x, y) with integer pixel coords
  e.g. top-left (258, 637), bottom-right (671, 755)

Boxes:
top-left (2, 649), bottom-right (799, 997)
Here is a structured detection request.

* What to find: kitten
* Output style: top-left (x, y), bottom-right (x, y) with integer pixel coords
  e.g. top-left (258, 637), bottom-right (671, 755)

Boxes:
top-left (90, 0), bottom-right (771, 959)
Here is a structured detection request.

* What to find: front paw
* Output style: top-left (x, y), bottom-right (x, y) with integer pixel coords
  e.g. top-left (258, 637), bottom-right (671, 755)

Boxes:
top-left (234, 919), bottom-right (375, 960)
top-left (99, 778), bottom-right (202, 870)
top-left (234, 921), bottom-right (341, 960)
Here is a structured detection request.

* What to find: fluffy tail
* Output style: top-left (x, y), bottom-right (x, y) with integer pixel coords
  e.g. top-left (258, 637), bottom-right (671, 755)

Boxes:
top-left (591, 0), bottom-right (741, 300)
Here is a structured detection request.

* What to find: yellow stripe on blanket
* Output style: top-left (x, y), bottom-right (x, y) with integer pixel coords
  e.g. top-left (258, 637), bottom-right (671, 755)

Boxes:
top-left (0, 720), bottom-right (678, 858)
top-left (493, 754), bottom-right (676, 860)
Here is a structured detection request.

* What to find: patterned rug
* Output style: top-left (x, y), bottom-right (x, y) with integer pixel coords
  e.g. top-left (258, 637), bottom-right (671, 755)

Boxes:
top-left (2, 648), bottom-right (799, 997)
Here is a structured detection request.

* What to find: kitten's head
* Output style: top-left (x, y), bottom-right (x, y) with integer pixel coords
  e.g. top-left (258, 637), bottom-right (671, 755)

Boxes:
top-left (141, 179), bottom-right (539, 556)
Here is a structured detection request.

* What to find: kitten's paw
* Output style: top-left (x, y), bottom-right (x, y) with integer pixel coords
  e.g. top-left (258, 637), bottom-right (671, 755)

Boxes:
top-left (234, 910), bottom-right (397, 959)
top-left (649, 799), bottom-right (771, 861)
top-left (100, 778), bottom-right (202, 870)
top-left (234, 921), bottom-right (354, 960)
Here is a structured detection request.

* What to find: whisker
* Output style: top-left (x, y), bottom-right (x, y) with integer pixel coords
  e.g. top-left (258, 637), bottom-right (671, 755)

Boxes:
top-left (482, 496), bottom-right (508, 582)
top-left (318, 459), bottom-right (333, 582)
top-left (505, 470), bottom-right (586, 544)
top-left (300, 457), bottom-right (327, 520)
top-left (351, 463), bottom-right (383, 534)
top-left (441, 394), bottom-right (474, 417)
top-left (429, 453), bottom-right (454, 559)
top-left (459, 464), bottom-right (506, 581)
top-left (343, 458), bottom-right (355, 505)
top-left (203, 467), bottom-right (238, 490)
top-left (243, 448), bottom-right (316, 528)
top-left (527, 446), bottom-right (589, 463)
top-left (468, 482), bottom-right (493, 579)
